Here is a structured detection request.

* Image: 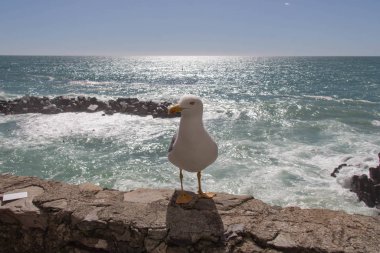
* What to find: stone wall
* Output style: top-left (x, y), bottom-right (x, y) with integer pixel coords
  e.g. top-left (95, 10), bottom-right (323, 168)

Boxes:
top-left (0, 174), bottom-right (379, 253)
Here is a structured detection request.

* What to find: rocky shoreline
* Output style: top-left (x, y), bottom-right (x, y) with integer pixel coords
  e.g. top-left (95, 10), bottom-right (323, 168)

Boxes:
top-left (0, 95), bottom-right (180, 118)
top-left (350, 165), bottom-right (380, 209)
top-left (331, 163), bottom-right (380, 209)
top-left (1, 174), bottom-right (379, 253)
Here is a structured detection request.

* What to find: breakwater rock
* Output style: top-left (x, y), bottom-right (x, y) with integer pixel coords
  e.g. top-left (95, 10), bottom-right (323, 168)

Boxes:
top-left (331, 163), bottom-right (380, 209)
top-left (1, 175), bottom-right (380, 252)
top-left (350, 166), bottom-right (380, 209)
top-left (0, 95), bottom-right (180, 118)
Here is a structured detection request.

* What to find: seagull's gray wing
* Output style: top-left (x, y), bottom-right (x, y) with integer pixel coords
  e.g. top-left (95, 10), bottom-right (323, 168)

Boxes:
top-left (168, 133), bottom-right (177, 153)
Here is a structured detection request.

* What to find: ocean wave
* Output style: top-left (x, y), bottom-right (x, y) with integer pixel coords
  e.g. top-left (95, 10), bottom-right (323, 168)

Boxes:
top-left (0, 91), bottom-right (6, 100)
top-left (372, 120), bottom-right (380, 127)
top-left (304, 95), bottom-right (377, 104)
top-left (0, 112), bottom-right (176, 149)
top-left (304, 95), bottom-right (335, 101)
top-left (340, 98), bottom-right (378, 104)
top-left (68, 80), bottom-right (114, 86)
top-left (0, 91), bottom-right (21, 100)
top-left (28, 74), bottom-right (55, 81)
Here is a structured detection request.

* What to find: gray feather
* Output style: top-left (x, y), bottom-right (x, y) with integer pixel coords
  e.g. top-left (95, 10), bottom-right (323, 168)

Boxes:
top-left (168, 133), bottom-right (177, 153)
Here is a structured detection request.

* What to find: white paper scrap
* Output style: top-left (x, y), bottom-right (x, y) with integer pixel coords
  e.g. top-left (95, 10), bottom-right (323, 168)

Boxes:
top-left (2, 192), bottom-right (28, 201)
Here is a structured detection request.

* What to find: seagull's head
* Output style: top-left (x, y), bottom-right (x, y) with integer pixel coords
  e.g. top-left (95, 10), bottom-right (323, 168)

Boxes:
top-left (168, 95), bottom-right (203, 117)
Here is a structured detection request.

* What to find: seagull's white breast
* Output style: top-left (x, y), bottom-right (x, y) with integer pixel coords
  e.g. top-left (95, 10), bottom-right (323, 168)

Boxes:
top-left (168, 119), bottom-right (217, 172)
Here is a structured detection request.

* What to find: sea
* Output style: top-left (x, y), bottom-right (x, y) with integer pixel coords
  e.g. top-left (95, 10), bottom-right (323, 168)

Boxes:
top-left (0, 56), bottom-right (379, 216)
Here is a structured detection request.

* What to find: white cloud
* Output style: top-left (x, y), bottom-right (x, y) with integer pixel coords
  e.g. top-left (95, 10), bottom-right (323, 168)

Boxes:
top-left (284, 2), bottom-right (290, 6)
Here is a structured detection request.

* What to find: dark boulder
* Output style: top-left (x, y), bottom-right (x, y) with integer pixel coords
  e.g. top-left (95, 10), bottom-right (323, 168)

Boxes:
top-left (52, 96), bottom-right (71, 107)
top-left (117, 97), bottom-right (138, 104)
top-left (41, 104), bottom-right (61, 114)
top-left (369, 166), bottom-right (380, 184)
top-left (0, 100), bottom-right (9, 114)
top-left (89, 97), bottom-right (97, 104)
top-left (104, 109), bottom-right (114, 115)
top-left (108, 100), bottom-right (120, 111)
top-left (349, 166), bottom-right (380, 209)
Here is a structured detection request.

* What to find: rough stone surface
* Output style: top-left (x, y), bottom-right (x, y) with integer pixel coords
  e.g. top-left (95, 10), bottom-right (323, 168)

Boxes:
top-left (1, 174), bottom-right (380, 253)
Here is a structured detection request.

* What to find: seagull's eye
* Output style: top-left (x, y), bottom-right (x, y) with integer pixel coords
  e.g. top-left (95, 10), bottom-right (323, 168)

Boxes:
top-left (189, 101), bottom-right (195, 105)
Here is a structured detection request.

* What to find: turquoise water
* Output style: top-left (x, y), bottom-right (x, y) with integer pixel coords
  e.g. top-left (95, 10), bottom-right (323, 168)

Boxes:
top-left (1, 56), bottom-right (379, 215)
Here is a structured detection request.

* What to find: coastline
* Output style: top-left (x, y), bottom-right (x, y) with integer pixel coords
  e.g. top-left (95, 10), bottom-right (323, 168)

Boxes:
top-left (1, 56), bottom-right (379, 217)
top-left (1, 174), bottom-right (379, 253)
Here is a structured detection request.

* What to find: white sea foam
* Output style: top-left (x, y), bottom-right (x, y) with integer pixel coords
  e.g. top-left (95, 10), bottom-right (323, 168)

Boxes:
top-left (209, 142), bottom-right (378, 215)
top-left (340, 98), bottom-right (377, 104)
top-left (304, 95), bottom-right (335, 101)
top-left (304, 95), bottom-right (378, 104)
top-left (372, 120), bottom-right (380, 127)
top-left (205, 117), bottom-right (379, 216)
top-left (1, 112), bottom-right (177, 148)
top-left (0, 91), bottom-right (19, 100)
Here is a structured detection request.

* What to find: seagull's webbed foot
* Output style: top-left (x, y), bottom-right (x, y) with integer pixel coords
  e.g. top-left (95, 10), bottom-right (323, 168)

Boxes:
top-left (176, 192), bottom-right (193, 204)
top-left (198, 191), bottom-right (216, 199)
top-left (197, 171), bottom-right (216, 199)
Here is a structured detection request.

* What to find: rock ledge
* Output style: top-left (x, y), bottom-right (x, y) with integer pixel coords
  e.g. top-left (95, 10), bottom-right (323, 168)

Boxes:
top-left (1, 174), bottom-right (379, 253)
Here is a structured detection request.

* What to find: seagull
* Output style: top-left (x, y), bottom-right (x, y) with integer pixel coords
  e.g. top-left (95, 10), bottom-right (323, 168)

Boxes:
top-left (168, 95), bottom-right (218, 204)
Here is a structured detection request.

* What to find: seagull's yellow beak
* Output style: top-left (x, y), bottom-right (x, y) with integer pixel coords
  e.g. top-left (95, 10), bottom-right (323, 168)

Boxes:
top-left (168, 104), bottom-right (182, 114)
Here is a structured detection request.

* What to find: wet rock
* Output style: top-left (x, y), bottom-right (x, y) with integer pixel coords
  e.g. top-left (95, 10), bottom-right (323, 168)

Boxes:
top-left (21, 95), bottom-right (30, 103)
top-left (51, 96), bottom-right (71, 107)
top-left (374, 184), bottom-right (380, 209)
top-left (350, 165), bottom-right (380, 209)
top-left (369, 166), bottom-right (380, 184)
top-left (331, 163), bottom-right (348, 177)
top-left (119, 101), bottom-right (128, 112)
top-left (125, 104), bottom-right (136, 113)
top-left (117, 97), bottom-right (139, 104)
top-left (89, 97), bottom-right (97, 103)
top-left (87, 104), bottom-right (99, 112)
top-left (42, 104), bottom-right (60, 114)
top-left (0, 100), bottom-right (7, 108)
top-left (104, 109), bottom-right (114, 115)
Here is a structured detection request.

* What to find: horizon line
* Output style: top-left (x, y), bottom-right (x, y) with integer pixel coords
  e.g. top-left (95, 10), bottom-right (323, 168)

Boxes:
top-left (1, 54), bottom-right (380, 58)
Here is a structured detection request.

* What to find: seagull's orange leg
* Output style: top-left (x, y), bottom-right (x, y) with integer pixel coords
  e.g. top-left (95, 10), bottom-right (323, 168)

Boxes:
top-left (176, 169), bottom-right (193, 204)
top-left (180, 169), bottom-right (184, 191)
top-left (197, 171), bottom-right (216, 199)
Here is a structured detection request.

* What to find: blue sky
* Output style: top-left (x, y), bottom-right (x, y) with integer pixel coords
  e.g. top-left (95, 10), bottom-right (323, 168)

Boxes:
top-left (0, 0), bottom-right (379, 56)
